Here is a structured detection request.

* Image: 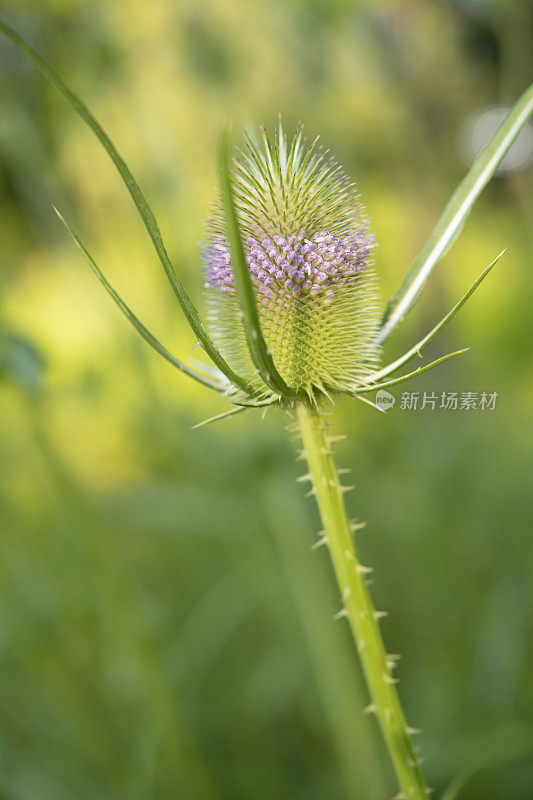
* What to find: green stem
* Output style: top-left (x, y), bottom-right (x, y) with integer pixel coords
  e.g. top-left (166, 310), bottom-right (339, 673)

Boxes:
top-left (295, 398), bottom-right (428, 800)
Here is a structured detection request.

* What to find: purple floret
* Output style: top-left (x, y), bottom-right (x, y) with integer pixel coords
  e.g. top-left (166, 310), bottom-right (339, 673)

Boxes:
top-left (204, 227), bottom-right (374, 305)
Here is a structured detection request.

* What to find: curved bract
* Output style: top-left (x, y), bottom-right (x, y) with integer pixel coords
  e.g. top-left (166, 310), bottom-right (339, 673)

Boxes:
top-left (0, 18), bottom-right (255, 397)
top-left (378, 82), bottom-right (533, 344)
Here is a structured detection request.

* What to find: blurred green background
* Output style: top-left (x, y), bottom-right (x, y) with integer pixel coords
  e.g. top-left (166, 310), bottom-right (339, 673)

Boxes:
top-left (0, 1), bottom-right (532, 798)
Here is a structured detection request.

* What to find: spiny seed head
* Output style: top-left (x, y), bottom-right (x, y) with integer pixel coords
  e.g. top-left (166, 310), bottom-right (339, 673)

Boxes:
top-left (202, 122), bottom-right (382, 397)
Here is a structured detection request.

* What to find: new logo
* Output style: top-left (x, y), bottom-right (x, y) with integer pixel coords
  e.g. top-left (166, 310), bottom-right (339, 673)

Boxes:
top-left (375, 390), bottom-right (395, 411)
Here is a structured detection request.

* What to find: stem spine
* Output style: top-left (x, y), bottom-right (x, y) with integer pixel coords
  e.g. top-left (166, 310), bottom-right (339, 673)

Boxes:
top-left (295, 398), bottom-right (428, 800)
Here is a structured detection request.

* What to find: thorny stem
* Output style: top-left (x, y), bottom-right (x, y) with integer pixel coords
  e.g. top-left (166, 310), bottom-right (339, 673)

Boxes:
top-left (295, 398), bottom-right (428, 800)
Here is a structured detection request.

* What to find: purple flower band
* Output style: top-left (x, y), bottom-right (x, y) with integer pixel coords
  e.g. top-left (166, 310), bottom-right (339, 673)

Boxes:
top-left (204, 227), bottom-right (374, 309)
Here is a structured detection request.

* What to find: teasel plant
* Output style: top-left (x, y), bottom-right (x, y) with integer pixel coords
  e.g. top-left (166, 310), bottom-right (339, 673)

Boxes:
top-left (2, 19), bottom-right (532, 800)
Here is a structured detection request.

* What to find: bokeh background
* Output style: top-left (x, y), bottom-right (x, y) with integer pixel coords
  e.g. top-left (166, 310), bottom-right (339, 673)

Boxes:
top-left (1, 1), bottom-right (532, 799)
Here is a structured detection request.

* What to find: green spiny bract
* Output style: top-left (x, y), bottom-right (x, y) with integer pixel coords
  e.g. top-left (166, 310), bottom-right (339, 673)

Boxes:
top-left (203, 123), bottom-right (382, 400)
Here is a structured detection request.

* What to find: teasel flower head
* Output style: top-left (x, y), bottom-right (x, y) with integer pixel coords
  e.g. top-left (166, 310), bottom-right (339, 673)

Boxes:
top-left (203, 123), bottom-right (382, 400)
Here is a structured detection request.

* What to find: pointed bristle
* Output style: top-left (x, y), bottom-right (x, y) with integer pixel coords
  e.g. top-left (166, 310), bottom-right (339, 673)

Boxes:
top-left (202, 121), bottom-right (382, 397)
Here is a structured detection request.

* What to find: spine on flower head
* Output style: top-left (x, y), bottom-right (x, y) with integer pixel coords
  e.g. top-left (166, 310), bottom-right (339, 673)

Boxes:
top-left (202, 123), bottom-right (381, 398)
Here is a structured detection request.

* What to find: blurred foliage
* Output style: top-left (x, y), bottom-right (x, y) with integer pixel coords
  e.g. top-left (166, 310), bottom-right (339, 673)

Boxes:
top-left (0, 0), bottom-right (532, 798)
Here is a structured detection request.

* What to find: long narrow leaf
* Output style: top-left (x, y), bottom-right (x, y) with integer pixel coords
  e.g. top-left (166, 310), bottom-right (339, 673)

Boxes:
top-left (378, 83), bottom-right (533, 344)
top-left (192, 406), bottom-right (247, 429)
top-left (367, 251), bottom-right (504, 385)
top-left (232, 397), bottom-right (278, 408)
top-left (354, 394), bottom-right (387, 414)
top-left (353, 348), bottom-right (469, 395)
top-left (219, 129), bottom-right (293, 397)
top-left (54, 209), bottom-right (224, 392)
top-left (0, 19), bottom-right (254, 395)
